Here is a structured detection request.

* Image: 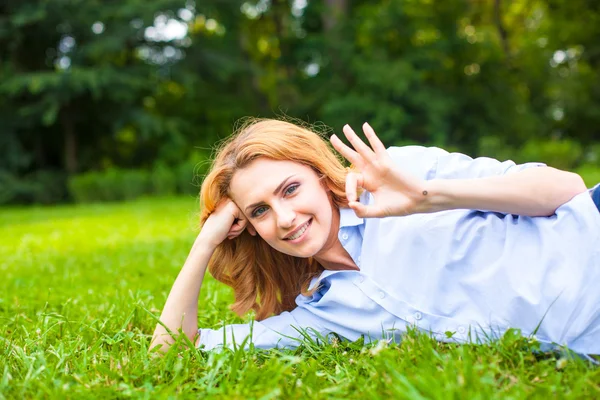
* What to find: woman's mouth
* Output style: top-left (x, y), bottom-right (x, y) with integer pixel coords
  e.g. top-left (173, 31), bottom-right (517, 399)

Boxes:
top-left (284, 219), bottom-right (312, 242)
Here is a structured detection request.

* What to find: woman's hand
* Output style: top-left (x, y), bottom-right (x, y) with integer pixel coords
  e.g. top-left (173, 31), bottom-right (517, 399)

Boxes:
top-left (330, 122), bottom-right (428, 218)
top-left (198, 199), bottom-right (254, 250)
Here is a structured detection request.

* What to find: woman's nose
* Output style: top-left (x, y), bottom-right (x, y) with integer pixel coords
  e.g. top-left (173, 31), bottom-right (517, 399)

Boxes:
top-left (276, 206), bottom-right (296, 229)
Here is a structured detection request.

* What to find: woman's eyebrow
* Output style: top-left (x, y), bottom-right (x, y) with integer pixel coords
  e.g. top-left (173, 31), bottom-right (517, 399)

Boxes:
top-left (244, 175), bottom-right (296, 213)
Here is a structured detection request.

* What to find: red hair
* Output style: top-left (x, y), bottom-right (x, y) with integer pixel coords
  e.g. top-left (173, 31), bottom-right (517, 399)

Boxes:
top-left (199, 118), bottom-right (348, 320)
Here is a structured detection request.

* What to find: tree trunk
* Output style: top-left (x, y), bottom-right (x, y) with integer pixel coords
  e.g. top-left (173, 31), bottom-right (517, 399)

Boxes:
top-left (61, 107), bottom-right (77, 174)
top-left (322, 0), bottom-right (347, 32)
top-left (34, 134), bottom-right (45, 168)
top-left (494, 0), bottom-right (510, 60)
top-left (321, 0), bottom-right (348, 78)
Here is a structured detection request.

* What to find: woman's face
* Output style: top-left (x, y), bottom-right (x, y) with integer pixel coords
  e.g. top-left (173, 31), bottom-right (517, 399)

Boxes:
top-left (229, 158), bottom-right (338, 259)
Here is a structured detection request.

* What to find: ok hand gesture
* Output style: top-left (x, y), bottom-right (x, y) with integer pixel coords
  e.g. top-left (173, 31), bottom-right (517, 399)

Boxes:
top-left (330, 123), bottom-right (428, 218)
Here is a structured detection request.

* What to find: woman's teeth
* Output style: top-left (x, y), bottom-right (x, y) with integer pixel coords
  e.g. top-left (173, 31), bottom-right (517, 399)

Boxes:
top-left (286, 220), bottom-right (310, 240)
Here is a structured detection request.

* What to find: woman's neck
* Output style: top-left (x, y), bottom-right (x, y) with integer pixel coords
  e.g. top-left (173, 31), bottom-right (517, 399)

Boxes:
top-left (316, 248), bottom-right (359, 271)
top-left (314, 206), bottom-right (359, 271)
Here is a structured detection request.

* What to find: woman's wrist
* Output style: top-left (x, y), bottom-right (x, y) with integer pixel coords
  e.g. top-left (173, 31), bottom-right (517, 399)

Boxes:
top-left (419, 179), bottom-right (456, 213)
top-left (186, 236), bottom-right (218, 268)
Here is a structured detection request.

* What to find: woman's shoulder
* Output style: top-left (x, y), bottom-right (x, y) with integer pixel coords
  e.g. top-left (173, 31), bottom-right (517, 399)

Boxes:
top-left (386, 145), bottom-right (449, 159)
top-left (385, 145), bottom-right (449, 180)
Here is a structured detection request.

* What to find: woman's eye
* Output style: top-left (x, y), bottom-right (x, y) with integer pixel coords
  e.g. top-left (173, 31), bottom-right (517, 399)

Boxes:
top-left (285, 184), bottom-right (299, 196)
top-left (252, 206), bottom-right (268, 217)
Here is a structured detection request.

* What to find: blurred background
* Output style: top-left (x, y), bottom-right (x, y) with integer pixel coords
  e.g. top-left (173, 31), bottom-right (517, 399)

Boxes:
top-left (1, 0), bottom-right (599, 206)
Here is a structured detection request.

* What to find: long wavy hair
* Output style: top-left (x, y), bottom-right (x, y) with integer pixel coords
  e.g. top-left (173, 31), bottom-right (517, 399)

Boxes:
top-left (199, 118), bottom-right (349, 320)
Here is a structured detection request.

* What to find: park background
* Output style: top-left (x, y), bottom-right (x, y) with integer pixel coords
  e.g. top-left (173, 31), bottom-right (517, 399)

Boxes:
top-left (2, 0), bottom-right (600, 204)
top-left (2, 0), bottom-right (600, 398)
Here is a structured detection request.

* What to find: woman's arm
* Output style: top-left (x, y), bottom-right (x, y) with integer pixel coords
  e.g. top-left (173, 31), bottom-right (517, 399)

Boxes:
top-left (423, 166), bottom-right (587, 217)
top-left (150, 237), bottom-right (215, 352)
top-left (330, 123), bottom-right (588, 218)
top-left (150, 199), bottom-right (251, 352)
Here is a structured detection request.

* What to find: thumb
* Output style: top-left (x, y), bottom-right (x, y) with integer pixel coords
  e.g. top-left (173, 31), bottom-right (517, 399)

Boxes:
top-left (348, 201), bottom-right (373, 218)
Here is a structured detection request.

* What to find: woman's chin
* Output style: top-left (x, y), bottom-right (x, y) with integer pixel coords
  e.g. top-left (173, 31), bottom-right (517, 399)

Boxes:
top-left (277, 241), bottom-right (322, 259)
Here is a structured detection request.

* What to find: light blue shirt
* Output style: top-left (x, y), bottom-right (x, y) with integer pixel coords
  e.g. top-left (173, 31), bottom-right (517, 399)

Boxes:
top-left (198, 146), bottom-right (600, 354)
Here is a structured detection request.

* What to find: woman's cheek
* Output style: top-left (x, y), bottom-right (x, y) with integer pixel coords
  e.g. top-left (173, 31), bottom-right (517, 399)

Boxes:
top-left (255, 221), bottom-right (274, 241)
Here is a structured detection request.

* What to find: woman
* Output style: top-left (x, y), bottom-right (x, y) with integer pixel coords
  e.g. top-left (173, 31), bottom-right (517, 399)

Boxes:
top-left (151, 119), bottom-right (600, 355)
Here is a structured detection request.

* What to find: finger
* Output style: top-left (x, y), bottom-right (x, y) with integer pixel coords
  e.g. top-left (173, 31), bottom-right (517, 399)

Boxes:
top-left (228, 226), bottom-right (246, 239)
top-left (348, 201), bottom-right (372, 218)
top-left (362, 122), bottom-right (386, 154)
top-left (345, 172), bottom-right (364, 203)
top-left (342, 124), bottom-right (376, 162)
top-left (235, 218), bottom-right (248, 229)
top-left (330, 134), bottom-right (361, 165)
top-left (228, 218), bottom-right (247, 235)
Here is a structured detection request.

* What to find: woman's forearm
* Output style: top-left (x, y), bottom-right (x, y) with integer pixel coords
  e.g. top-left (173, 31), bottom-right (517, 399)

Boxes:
top-left (150, 240), bottom-right (215, 352)
top-left (424, 167), bottom-right (587, 217)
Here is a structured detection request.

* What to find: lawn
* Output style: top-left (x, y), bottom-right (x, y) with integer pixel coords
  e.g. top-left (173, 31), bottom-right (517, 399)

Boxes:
top-left (1, 196), bottom-right (599, 399)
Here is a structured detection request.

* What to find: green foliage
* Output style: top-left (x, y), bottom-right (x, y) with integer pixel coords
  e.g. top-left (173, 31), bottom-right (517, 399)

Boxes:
top-left (1, 197), bottom-right (599, 397)
top-left (176, 156), bottom-right (210, 197)
top-left (176, 161), bottom-right (199, 197)
top-left (0, 169), bottom-right (67, 205)
top-left (2, 0), bottom-right (600, 204)
top-left (517, 139), bottom-right (583, 170)
top-left (68, 161), bottom-right (206, 203)
top-left (477, 136), bottom-right (516, 162)
top-left (68, 172), bottom-right (107, 203)
top-left (575, 164), bottom-right (600, 188)
top-left (69, 168), bottom-right (151, 203)
top-left (119, 169), bottom-right (151, 200)
top-left (151, 163), bottom-right (177, 196)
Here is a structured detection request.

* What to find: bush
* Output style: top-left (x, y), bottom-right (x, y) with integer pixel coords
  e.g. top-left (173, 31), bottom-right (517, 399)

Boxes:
top-left (26, 170), bottom-right (69, 204)
top-left (575, 164), bottom-right (600, 188)
top-left (69, 171), bottom-right (110, 202)
top-left (517, 139), bottom-right (583, 170)
top-left (151, 163), bottom-right (177, 195)
top-left (119, 169), bottom-right (150, 200)
top-left (69, 168), bottom-right (150, 203)
top-left (0, 170), bottom-right (19, 204)
top-left (0, 169), bottom-right (67, 205)
top-left (477, 136), bottom-right (515, 162)
top-left (176, 159), bottom-right (205, 196)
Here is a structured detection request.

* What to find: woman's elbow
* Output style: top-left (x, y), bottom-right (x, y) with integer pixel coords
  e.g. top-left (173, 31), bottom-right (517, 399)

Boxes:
top-left (563, 171), bottom-right (588, 198)
top-left (549, 169), bottom-right (587, 208)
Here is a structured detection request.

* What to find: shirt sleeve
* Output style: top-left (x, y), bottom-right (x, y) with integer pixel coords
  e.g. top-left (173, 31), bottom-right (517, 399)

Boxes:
top-left (197, 302), bottom-right (329, 351)
top-left (386, 146), bottom-right (546, 181)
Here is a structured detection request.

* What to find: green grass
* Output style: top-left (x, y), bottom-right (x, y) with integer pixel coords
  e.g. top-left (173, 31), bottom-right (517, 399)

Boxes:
top-left (1, 196), bottom-right (599, 399)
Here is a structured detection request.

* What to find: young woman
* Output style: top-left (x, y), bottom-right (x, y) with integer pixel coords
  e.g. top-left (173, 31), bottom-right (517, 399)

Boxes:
top-left (151, 119), bottom-right (600, 356)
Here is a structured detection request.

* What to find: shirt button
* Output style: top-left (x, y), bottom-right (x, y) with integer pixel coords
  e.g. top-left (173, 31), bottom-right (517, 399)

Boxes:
top-left (457, 326), bottom-right (466, 334)
top-left (414, 312), bottom-right (422, 320)
top-left (341, 233), bottom-right (349, 240)
top-left (378, 291), bottom-right (385, 299)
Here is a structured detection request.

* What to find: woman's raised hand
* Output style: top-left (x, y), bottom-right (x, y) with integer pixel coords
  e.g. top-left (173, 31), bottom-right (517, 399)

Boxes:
top-left (330, 123), bottom-right (427, 218)
top-left (198, 199), bottom-right (254, 250)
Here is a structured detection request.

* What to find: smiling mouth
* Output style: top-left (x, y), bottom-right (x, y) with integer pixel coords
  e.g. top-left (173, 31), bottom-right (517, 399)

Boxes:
top-left (284, 219), bottom-right (312, 241)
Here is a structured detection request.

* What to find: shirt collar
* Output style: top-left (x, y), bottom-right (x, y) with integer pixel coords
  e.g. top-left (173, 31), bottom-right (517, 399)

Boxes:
top-left (339, 207), bottom-right (364, 228)
top-left (307, 269), bottom-right (340, 291)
